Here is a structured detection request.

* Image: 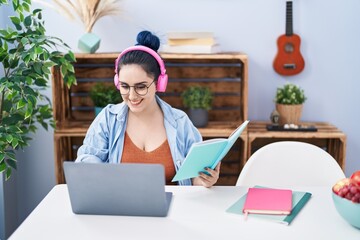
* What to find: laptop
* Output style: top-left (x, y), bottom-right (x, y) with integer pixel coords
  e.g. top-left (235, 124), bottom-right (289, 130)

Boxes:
top-left (63, 162), bottom-right (173, 217)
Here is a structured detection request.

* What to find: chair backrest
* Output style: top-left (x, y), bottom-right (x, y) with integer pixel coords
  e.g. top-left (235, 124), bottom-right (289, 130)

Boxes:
top-left (236, 141), bottom-right (345, 188)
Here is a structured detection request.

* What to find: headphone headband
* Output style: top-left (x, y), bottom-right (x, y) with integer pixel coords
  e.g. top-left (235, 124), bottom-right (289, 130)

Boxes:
top-left (114, 46), bottom-right (167, 76)
top-left (114, 46), bottom-right (168, 92)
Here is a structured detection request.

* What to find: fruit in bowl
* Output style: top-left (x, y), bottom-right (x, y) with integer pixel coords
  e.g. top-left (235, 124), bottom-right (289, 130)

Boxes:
top-left (332, 171), bottom-right (360, 229)
top-left (351, 170), bottom-right (360, 184)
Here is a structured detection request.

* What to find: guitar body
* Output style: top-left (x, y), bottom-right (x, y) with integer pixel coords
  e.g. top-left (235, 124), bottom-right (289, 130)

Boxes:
top-left (273, 33), bottom-right (305, 76)
top-left (273, 1), bottom-right (305, 76)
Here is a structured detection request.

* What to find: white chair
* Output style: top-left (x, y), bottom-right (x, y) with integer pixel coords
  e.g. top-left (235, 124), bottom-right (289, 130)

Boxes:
top-left (236, 141), bottom-right (345, 188)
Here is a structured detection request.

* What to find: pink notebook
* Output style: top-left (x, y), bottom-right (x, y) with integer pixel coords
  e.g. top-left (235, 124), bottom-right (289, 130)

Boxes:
top-left (243, 187), bottom-right (292, 215)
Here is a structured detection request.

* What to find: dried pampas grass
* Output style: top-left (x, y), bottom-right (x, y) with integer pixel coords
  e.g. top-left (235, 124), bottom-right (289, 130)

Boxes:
top-left (36, 0), bottom-right (122, 33)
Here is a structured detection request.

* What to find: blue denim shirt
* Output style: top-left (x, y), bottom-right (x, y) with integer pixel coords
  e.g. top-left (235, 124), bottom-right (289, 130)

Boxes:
top-left (75, 95), bottom-right (202, 185)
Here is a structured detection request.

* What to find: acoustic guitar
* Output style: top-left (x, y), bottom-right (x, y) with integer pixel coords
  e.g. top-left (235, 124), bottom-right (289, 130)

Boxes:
top-left (273, 1), bottom-right (305, 76)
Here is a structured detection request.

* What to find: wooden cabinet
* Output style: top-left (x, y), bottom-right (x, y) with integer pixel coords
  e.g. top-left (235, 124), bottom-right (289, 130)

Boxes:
top-left (247, 121), bottom-right (347, 170)
top-left (52, 52), bottom-right (249, 185)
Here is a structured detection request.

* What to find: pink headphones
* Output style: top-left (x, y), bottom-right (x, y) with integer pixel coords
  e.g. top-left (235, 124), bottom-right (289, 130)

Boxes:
top-left (114, 46), bottom-right (168, 92)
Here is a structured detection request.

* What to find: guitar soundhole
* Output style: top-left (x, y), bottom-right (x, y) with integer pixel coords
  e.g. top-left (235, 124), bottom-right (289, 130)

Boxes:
top-left (284, 43), bottom-right (294, 53)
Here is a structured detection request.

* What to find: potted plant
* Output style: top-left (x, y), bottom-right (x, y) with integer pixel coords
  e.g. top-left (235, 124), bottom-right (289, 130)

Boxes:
top-left (89, 83), bottom-right (123, 115)
top-left (274, 83), bottom-right (307, 125)
top-left (181, 86), bottom-right (213, 127)
top-left (0, 0), bottom-right (76, 180)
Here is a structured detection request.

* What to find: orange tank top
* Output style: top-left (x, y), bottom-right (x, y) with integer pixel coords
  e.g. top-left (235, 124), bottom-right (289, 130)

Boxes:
top-left (121, 132), bottom-right (176, 185)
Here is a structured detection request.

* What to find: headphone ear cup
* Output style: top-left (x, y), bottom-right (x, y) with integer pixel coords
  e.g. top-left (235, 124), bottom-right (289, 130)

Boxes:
top-left (156, 74), bottom-right (168, 92)
top-left (114, 74), bottom-right (120, 90)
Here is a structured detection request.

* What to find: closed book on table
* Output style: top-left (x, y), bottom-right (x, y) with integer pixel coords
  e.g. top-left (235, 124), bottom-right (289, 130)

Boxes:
top-left (226, 186), bottom-right (312, 225)
top-left (243, 188), bottom-right (292, 215)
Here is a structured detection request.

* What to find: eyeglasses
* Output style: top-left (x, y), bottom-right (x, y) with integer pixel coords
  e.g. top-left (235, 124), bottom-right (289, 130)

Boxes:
top-left (118, 80), bottom-right (155, 96)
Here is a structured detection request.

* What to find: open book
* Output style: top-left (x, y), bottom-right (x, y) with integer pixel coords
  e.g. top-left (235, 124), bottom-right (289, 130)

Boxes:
top-left (172, 120), bottom-right (249, 182)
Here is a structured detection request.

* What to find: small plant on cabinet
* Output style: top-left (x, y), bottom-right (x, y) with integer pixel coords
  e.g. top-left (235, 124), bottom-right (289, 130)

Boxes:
top-left (89, 83), bottom-right (122, 115)
top-left (181, 86), bottom-right (213, 127)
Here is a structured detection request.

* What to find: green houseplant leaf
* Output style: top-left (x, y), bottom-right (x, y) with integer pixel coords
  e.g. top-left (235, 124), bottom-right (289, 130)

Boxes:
top-left (181, 86), bottom-right (213, 110)
top-left (0, 0), bottom-right (76, 180)
top-left (274, 83), bottom-right (307, 105)
top-left (89, 83), bottom-right (123, 108)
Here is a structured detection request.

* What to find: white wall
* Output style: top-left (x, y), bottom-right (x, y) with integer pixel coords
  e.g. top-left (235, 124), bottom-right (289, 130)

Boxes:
top-left (36, 0), bottom-right (360, 173)
top-left (1, 4), bottom-right (19, 239)
top-left (3, 0), bottom-right (360, 238)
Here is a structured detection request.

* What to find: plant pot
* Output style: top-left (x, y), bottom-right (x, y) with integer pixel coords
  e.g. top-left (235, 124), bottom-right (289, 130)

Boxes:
top-left (276, 104), bottom-right (303, 125)
top-left (188, 109), bottom-right (209, 127)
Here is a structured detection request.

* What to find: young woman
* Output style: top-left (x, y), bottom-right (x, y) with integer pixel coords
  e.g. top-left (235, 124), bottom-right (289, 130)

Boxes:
top-left (76, 30), bottom-right (220, 187)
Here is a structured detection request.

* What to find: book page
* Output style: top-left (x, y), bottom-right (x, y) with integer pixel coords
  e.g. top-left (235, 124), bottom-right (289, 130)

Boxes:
top-left (229, 120), bottom-right (250, 138)
top-left (210, 120), bottom-right (249, 168)
top-left (194, 138), bottom-right (226, 145)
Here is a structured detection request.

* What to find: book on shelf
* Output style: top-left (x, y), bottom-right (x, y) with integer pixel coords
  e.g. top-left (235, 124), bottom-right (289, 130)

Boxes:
top-left (167, 37), bottom-right (216, 46)
top-left (172, 120), bottom-right (249, 182)
top-left (226, 186), bottom-right (312, 225)
top-left (243, 188), bottom-right (292, 215)
top-left (166, 31), bottom-right (214, 39)
top-left (161, 44), bottom-right (221, 54)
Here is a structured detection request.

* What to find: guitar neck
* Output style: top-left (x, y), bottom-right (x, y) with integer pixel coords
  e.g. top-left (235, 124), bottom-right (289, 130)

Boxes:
top-left (285, 1), bottom-right (293, 36)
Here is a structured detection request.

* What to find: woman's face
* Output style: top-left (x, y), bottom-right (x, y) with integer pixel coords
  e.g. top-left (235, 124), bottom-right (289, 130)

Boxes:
top-left (118, 64), bottom-right (157, 113)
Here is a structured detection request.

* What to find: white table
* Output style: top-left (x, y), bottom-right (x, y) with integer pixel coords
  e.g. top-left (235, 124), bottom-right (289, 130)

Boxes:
top-left (9, 185), bottom-right (360, 240)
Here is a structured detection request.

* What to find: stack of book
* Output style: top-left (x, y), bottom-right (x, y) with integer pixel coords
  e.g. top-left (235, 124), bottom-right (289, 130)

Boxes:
top-left (161, 32), bottom-right (220, 54)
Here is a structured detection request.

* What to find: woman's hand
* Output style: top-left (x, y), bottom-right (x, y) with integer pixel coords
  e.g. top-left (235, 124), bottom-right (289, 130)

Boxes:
top-left (192, 162), bottom-right (221, 188)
